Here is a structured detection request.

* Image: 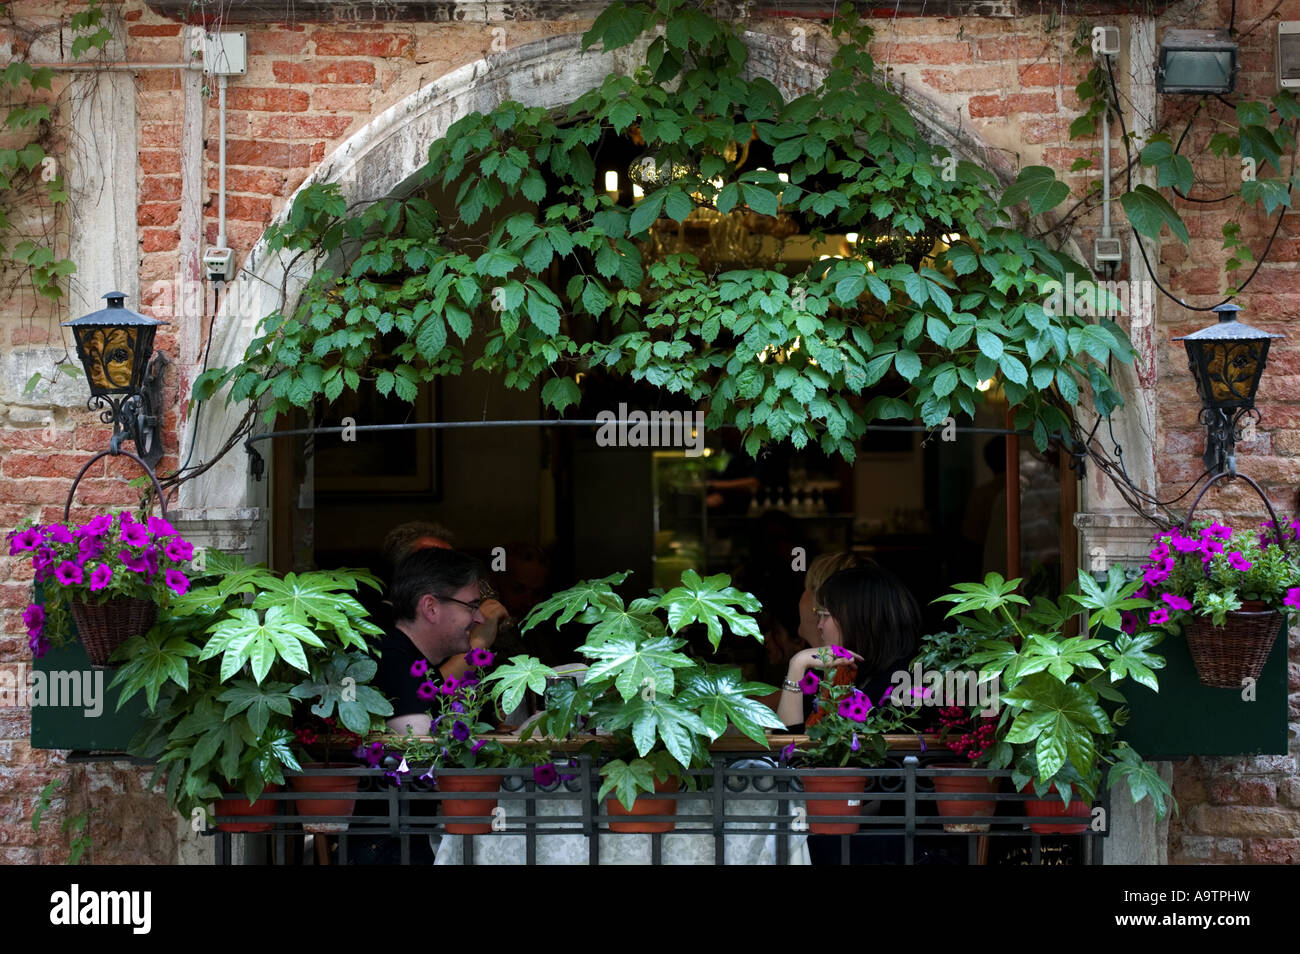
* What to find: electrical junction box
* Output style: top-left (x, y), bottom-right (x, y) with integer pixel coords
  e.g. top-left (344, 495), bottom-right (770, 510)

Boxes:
top-left (1278, 23), bottom-right (1300, 89)
top-left (1094, 237), bottom-right (1123, 270)
top-left (204, 32), bottom-right (247, 75)
top-left (204, 247), bottom-right (234, 282)
top-left (1094, 26), bottom-right (1120, 57)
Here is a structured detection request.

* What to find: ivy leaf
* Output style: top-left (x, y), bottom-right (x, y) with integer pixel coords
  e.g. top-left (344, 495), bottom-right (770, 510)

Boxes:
top-left (540, 376), bottom-right (581, 413)
top-left (1000, 166), bottom-right (1069, 215)
top-left (1119, 184), bottom-right (1189, 244)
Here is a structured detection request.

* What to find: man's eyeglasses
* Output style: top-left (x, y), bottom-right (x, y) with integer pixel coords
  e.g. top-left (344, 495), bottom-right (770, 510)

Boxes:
top-left (436, 595), bottom-right (483, 613)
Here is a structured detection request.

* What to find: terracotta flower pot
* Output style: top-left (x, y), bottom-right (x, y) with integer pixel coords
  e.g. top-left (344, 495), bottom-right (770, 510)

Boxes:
top-left (1023, 784), bottom-right (1091, 835)
top-left (437, 773), bottom-right (501, 834)
top-left (802, 772), bottom-right (867, 835)
top-left (70, 597), bottom-right (156, 669)
top-left (215, 784), bottom-right (282, 833)
top-left (606, 777), bottom-right (678, 833)
top-left (932, 766), bottom-right (997, 832)
top-left (289, 765), bottom-right (359, 833)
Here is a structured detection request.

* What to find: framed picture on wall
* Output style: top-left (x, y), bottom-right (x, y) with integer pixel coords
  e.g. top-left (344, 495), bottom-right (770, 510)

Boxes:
top-left (314, 380), bottom-right (441, 496)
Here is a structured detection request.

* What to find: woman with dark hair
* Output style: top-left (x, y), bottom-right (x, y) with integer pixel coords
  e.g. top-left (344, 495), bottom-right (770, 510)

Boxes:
top-left (775, 562), bottom-right (923, 729)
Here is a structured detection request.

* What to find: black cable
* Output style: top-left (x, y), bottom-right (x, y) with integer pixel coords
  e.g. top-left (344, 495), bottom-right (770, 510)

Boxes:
top-left (1170, 99), bottom-right (1235, 204)
top-left (1105, 56), bottom-right (1296, 310)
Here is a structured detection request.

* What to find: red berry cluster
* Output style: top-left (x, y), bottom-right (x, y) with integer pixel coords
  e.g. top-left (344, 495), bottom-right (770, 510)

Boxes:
top-left (936, 706), bottom-right (996, 761)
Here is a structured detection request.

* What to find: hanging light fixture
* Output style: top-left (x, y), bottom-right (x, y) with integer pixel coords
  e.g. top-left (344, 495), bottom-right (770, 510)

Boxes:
top-left (61, 291), bottom-right (168, 465)
top-left (1173, 303), bottom-right (1282, 475)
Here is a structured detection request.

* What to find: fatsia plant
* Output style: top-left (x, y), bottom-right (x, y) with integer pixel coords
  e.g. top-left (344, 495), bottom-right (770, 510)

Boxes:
top-left (111, 549), bottom-right (392, 821)
top-left (934, 569), bottom-right (1175, 821)
top-left (486, 569), bottom-right (785, 809)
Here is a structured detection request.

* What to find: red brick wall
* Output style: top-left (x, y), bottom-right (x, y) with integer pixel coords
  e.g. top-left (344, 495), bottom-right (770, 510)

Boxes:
top-left (2, 0), bottom-right (1299, 863)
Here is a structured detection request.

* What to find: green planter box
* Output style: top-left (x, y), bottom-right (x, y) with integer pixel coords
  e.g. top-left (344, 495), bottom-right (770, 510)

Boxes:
top-left (26, 583), bottom-right (150, 752)
top-left (1117, 622), bottom-right (1289, 759)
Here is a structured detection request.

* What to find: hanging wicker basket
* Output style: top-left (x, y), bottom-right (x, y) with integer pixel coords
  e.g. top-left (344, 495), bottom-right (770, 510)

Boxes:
top-left (1181, 472), bottom-right (1288, 689)
top-left (70, 598), bottom-right (158, 669)
top-left (62, 448), bottom-right (168, 669)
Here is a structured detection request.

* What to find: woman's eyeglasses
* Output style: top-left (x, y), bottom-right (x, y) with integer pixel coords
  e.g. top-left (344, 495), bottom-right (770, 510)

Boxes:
top-left (813, 607), bottom-right (831, 619)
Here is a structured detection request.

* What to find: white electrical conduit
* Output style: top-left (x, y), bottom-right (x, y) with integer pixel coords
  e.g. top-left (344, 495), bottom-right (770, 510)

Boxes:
top-left (217, 73), bottom-right (227, 250)
top-left (26, 61), bottom-right (203, 70)
top-left (1101, 106), bottom-right (1112, 239)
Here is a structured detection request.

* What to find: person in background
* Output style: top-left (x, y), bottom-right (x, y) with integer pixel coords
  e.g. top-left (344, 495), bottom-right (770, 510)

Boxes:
top-left (796, 552), bottom-right (862, 649)
top-left (776, 562), bottom-right (922, 729)
top-left (379, 520), bottom-right (509, 682)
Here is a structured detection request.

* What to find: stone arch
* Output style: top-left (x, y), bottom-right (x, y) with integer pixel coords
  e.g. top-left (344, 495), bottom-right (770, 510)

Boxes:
top-left (178, 27), bottom-right (1016, 541)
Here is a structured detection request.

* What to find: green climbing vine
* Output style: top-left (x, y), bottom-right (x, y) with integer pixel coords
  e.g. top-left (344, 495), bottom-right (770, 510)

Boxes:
top-left (195, 0), bottom-right (1142, 460)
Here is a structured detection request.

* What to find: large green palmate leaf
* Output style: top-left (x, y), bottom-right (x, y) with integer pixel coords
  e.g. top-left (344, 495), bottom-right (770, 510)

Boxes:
top-left (485, 655), bottom-right (558, 716)
top-left (218, 680), bottom-right (296, 737)
top-left (580, 633), bottom-right (696, 701)
top-left (288, 650), bottom-right (393, 734)
top-left (200, 605), bottom-right (326, 683)
top-left (593, 691), bottom-right (710, 766)
top-left (1100, 631), bottom-right (1165, 692)
top-left (521, 570), bottom-right (630, 633)
top-left (1002, 674), bottom-right (1109, 782)
top-left (657, 569), bottom-right (762, 651)
top-left (108, 629), bottom-right (202, 712)
top-left (251, 573), bottom-right (375, 650)
top-left (673, 665), bottom-right (784, 743)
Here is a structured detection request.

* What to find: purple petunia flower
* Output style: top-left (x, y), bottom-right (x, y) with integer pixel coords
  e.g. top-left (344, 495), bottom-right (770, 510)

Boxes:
top-left (1284, 588), bottom-right (1300, 609)
top-left (144, 546), bottom-right (160, 577)
top-left (1171, 536), bottom-right (1201, 554)
top-left (830, 646), bottom-right (853, 659)
top-left (1149, 607), bottom-right (1171, 625)
top-left (90, 563), bottom-right (112, 592)
top-left (466, 647), bottom-right (495, 668)
top-left (799, 671), bottom-right (819, 695)
top-left (386, 757), bottom-right (410, 787)
top-left (1120, 610), bottom-right (1138, 635)
top-left (28, 631), bottom-right (49, 659)
top-left (417, 681), bottom-right (438, 700)
top-left (22, 604), bottom-right (44, 635)
top-left (120, 523), bottom-right (150, 548)
top-left (470, 739), bottom-right (487, 754)
top-left (360, 741), bottom-right (385, 768)
top-left (148, 516), bottom-right (176, 539)
top-left (1161, 593), bottom-right (1192, 611)
top-left (47, 525), bottom-right (75, 545)
top-left (78, 535), bottom-right (104, 563)
top-left (83, 514), bottom-right (112, 537)
top-left (164, 538), bottom-right (194, 562)
top-left (120, 552), bottom-right (150, 575)
top-left (31, 547), bottom-right (55, 581)
top-left (440, 676), bottom-right (461, 696)
top-left (451, 720), bottom-right (470, 741)
top-left (8, 527), bottom-right (44, 555)
top-left (450, 701), bottom-right (465, 713)
top-left (410, 659), bottom-right (429, 679)
top-left (559, 759), bottom-right (579, 782)
top-left (850, 732), bottom-right (860, 752)
top-left (54, 562), bottom-right (84, 586)
top-left (779, 742), bottom-right (797, 763)
top-left (533, 763), bottom-right (558, 786)
top-left (164, 569), bottom-right (189, 596)
top-left (1227, 552), bottom-right (1252, 571)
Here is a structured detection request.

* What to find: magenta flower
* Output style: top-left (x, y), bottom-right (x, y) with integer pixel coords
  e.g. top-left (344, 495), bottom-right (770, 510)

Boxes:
top-left (440, 676), bottom-right (461, 696)
top-left (386, 757), bottom-right (410, 787)
top-left (31, 547), bottom-right (55, 581)
top-left (54, 562), bottom-right (84, 586)
top-left (47, 525), bottom-right (75, 545)
top-left (22, 604), bottom-right (44, 634)
top-left (533, 763), bottom-right (558, 786)
top-left (9, 527), bottom-right (44, 554)
top-left (164, 568), bottom-right (188, 596)
top-left (799, 671), bottom-right (819, 695)
top-left (1120, 610), bottom-right (1138, 635)
top-left (164, 538), bottom-right (194, 562)
top-left (83, 514), bottom-right (112, 537)
top-left (1161, 593), bottom-right (1192, 611)
top-left (120, 523), bottom-right (150, 547)
top-left (28, 631), bottom-right (49, 659)
top-left (830, 646), bottom-right (853, 659)
top-left (78, 535), bottom-right (104, 562)
top-left (90, 563), bottom-right (113, 592)
top-left (147, 516), bottom-right (176, 538)
top-left (1227, 552), bottom-right (1253, 571)
top-left (1284, 588), bottom-right (1300, 609)
top-left (1200, 537), bottom-right (1225, 557)
top-left (451, 720), bottom-right (471, 741)
top-left (1148, 542), bottom-right (1170, 562)
top-left (466, 647), bottom-right (495, 668)
top-left (1171, 536), bottom-right (1201, 554)
top-left (779, 742), bottom-right (797, 763)
top-left (120, 552), bottom-right (150, 575)
top-left (410, 659), bottom-right (429, 679)
top-left (1149, 607), bottom-right (1170, 625)
top-left (417, 680), bottom-right (438, 701)
top-left (837, 690), bottom-right (872, 722)
top-left (470, 739), bottom-right (487, 754)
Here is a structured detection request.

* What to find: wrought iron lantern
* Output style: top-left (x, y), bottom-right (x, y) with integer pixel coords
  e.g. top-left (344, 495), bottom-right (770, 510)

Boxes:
top-left (1173, 303), bottom-right (1282, 475)
top-left (61, 291), bottom-right (168, 466)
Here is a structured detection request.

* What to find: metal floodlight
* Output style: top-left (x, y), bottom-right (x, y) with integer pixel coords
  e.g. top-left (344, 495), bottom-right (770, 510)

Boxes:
top-left (61, 292), bottom-right (169, 463)
top-left (1173, 303), bottom-right (1282, 475)
top-left (1157, 29), bottom-right (1239, 94)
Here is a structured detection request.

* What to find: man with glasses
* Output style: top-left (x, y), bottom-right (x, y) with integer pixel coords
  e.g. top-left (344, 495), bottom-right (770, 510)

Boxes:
top-left (376, 546), bottom-right (495, 734)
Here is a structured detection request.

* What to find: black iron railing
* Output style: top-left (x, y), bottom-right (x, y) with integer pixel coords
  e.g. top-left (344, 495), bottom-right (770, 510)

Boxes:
top-left (207, 751), bottom-right (1107, 865)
